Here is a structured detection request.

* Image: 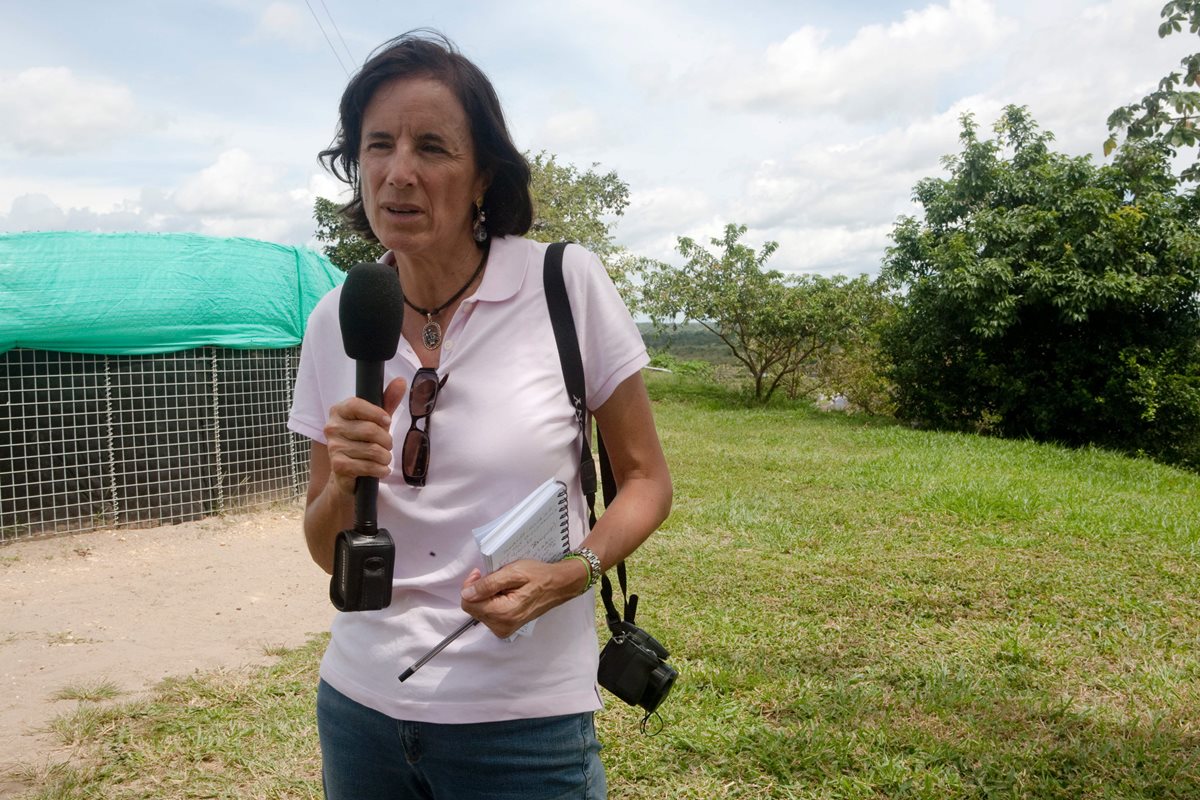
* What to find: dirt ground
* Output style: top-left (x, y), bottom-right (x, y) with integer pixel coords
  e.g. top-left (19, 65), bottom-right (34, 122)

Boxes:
top-left (0, 499), bottom-right (332, 795)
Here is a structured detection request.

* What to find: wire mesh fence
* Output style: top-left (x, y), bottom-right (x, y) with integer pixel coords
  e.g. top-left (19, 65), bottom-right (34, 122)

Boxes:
top-left (0, 347), bottom-right (309, 542)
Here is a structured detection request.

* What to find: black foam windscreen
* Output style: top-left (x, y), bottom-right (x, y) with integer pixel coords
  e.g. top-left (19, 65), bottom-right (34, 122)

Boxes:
top-left (339, 262), bottom-right (404, 361)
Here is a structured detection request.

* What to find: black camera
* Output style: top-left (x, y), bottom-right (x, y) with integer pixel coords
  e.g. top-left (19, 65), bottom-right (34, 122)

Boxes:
top-left (597, 621), bottom-right (677, 714)
top-left (329, 526), bottom-right (395, 612)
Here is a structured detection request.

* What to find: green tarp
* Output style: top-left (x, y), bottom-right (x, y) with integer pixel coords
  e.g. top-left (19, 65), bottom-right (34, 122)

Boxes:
top-left (0, 231), bottom-right (345, 355)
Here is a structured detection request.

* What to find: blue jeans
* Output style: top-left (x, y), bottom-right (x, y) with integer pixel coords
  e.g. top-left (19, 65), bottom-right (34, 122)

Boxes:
top-left (316, 680), bottom-right (607, 799)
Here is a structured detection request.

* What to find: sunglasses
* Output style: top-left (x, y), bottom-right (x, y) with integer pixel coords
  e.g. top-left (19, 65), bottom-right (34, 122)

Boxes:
top-left (402, 368), bottom-right (447, 487)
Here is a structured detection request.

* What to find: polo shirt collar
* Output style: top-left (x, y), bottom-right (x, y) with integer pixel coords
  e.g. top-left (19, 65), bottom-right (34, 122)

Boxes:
top-left (471, 237), bottom-right (528, 304)
top-left (380, 236), bottom-right (528, 306)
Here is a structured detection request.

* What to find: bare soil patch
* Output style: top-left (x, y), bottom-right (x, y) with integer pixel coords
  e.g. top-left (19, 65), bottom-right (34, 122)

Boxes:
top-left (0, 500), bottom-right (332, 795)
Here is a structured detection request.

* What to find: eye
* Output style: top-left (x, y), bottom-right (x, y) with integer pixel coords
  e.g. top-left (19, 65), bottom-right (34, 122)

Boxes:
top-left (362, 135), bottom-right (392, 153)
top-left (416, 134), bottom-right (450, 154)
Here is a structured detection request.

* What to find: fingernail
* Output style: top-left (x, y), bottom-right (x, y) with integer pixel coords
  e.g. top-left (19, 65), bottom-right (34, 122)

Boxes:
top-left (461, 585), bottom-right (478, 601)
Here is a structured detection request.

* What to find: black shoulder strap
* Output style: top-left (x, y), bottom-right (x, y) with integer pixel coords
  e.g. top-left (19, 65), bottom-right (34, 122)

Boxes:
top-left (543, 243), bottom-right (596, 514)
top-left (543, 243), bottom-right (632, 630)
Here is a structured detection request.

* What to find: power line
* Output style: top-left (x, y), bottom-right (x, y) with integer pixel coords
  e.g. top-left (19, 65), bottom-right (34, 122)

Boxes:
top-left (303, 0), bottom-right (350, 77)
top-left (318, 0), bottom-right (356, 67)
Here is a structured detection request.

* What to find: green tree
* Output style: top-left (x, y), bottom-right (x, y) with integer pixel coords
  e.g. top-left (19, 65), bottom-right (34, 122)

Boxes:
top-left (526, 151), bottom-right (629, 260)
top-left (524, 151), bottom-right (636, 300)
top-left (884, 106), bottom-right (1200, 469)
top-left (638, 223), bottom-right (890, 403)
top-left (801, 296), bottom-right (898, 416)
top-left (313, 196), bottom-right (384, 271)
top-left (1106, 1), bottom-right (1200, 180)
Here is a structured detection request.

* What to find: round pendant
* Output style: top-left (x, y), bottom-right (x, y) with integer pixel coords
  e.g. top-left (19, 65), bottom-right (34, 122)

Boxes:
top-left (421, 319), bottom-right (442, 350)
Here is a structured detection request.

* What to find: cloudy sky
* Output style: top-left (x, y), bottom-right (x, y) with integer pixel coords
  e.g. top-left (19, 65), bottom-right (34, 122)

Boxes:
top-left (0, 0), bottom-right (1192, 276)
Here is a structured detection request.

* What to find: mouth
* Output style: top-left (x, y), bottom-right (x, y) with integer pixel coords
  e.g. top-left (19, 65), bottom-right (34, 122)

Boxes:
top-left (382, 203), bottom-right (422, 218)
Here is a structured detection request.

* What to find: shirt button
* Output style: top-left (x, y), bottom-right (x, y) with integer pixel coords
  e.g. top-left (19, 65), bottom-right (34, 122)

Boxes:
top-left (444, 340), bottom-right (454, 350)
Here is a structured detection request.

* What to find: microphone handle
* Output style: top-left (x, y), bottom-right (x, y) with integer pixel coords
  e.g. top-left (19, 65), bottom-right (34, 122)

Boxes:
top-left (354, 359), bottom-right (385, 534)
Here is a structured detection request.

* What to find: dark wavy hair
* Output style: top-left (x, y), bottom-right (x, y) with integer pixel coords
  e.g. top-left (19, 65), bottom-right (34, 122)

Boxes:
top-left (318, 30), bottom-right (532, 243)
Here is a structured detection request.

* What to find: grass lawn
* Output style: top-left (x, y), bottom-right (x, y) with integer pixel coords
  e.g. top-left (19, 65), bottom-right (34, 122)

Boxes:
top-left (12, 373), bottom-right (1200, 799)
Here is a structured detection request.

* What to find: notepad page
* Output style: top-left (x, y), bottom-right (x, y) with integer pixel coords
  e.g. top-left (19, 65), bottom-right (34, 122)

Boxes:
top-left (475, 479), bottom-right (557, 556)
top-left (473, 479), bottom-right (569, 573)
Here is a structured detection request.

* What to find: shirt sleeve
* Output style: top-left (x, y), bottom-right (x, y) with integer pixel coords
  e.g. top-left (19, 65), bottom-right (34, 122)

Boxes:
top-left (287, 287), bottom-right (342, 444)
top-left (561, 245), bottom-right (649, 410)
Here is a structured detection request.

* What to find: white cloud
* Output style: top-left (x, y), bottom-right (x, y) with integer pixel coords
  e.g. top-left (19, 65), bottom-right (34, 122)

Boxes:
top-left (978, 0), bottom-right (1195, 158)
top-left (3, 194), bottom-right (67, 231)
top-left (307, 171), bottom-right (352, 205)
top-left (250, 1), bottom-right (320, 50)
top-left (771, 224), bottom-right (895, 277)
top-left (168, 150), bottom-right (324, 241)
top-left (738, 100), bottom-right (972, 228)
top-left (1, 192), bottom-right (167, 234)
top-left (0, 67), bottom-right (146, 155)
top-left (616, 186), bottom-right (717, 263)
top-left (541, 107), bottom-right (604, 151)
top-left (173, 148), bottom-right (291, 217)
top-left (700, 0), bottom-right (1016, 121)
top-left (1, 151), bottom-right (328, 244)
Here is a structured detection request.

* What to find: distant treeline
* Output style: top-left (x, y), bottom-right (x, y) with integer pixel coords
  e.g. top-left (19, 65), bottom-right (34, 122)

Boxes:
top-left (639, 323), bottom-right (737, 365)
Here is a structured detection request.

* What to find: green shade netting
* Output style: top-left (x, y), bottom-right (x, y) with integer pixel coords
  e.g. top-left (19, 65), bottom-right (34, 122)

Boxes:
top-left (0, 231), bottom-right (345, 355)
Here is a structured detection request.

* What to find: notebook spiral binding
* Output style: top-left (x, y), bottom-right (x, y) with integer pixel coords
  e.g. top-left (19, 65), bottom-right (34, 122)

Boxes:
top-left (557, 486), bottom-right (570, 551)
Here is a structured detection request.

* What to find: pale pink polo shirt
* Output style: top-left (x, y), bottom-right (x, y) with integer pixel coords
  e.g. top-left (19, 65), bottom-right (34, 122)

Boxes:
top-left (288, 236), bottom-right (649, 723)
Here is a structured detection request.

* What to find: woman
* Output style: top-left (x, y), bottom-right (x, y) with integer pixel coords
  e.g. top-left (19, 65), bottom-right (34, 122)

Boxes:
top-left (288, 31), bottom-right (672, 799)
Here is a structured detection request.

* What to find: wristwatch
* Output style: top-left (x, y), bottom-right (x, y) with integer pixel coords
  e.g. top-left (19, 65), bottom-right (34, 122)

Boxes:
top-left (566, 547), bottom-right (603, 593)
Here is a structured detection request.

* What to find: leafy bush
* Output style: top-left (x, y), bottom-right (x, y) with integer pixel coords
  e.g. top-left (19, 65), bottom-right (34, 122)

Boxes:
top-left (882, 107), bottom-right (1200, 470)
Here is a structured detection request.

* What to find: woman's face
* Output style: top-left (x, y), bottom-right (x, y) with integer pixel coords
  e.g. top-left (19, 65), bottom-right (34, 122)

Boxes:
top-left (359, 77), bottom-right (487, 260)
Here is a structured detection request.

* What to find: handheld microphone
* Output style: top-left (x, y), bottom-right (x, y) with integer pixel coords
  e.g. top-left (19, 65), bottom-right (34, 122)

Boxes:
top-left (330, 262), bottom-right (404, 612)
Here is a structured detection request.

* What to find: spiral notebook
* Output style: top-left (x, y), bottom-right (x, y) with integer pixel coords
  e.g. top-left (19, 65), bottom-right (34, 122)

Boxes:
top-left (471, 479), bottom-right (571, 639)
top-left (473, 478), bottom-right (571, 573)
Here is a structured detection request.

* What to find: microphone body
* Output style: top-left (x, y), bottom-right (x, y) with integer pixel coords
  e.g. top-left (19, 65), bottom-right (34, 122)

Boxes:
top-left (330, 263), bottom-right (404, 612)
top-left (353, 358), bottom-right (385, 534)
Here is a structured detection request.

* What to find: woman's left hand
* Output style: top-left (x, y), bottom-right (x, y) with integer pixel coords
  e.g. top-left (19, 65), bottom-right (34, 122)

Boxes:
top-left (460, 558), bottom-right (588, 639)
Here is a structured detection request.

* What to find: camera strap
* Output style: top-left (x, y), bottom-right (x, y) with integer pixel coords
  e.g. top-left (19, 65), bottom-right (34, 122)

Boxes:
top-left (542, 242), bottom-right (631, 631)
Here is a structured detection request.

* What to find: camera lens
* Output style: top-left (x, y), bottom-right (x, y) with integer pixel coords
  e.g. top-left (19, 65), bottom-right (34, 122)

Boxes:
top-left (641, 662), bottom-right (677, 713)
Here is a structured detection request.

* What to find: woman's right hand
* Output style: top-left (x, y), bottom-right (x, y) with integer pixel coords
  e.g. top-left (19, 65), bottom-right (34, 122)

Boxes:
top-left (322, 377), bottom-right (408, 496)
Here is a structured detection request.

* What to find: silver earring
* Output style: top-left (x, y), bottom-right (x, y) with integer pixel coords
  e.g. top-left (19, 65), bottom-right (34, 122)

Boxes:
top-left (472, 200), bottom-right (488, 243)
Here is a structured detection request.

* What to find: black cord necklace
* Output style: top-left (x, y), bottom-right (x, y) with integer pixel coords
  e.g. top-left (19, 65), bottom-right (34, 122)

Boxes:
top-left (404, 243), bottom-right (489, 351)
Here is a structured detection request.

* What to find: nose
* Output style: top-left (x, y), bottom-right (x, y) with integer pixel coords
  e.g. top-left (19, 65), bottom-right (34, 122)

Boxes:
top-left (384, 145), bottom-right (417, 188)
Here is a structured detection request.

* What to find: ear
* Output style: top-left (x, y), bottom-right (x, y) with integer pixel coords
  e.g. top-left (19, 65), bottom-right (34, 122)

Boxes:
top-left (474, 169), bottom-right (493, 205)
